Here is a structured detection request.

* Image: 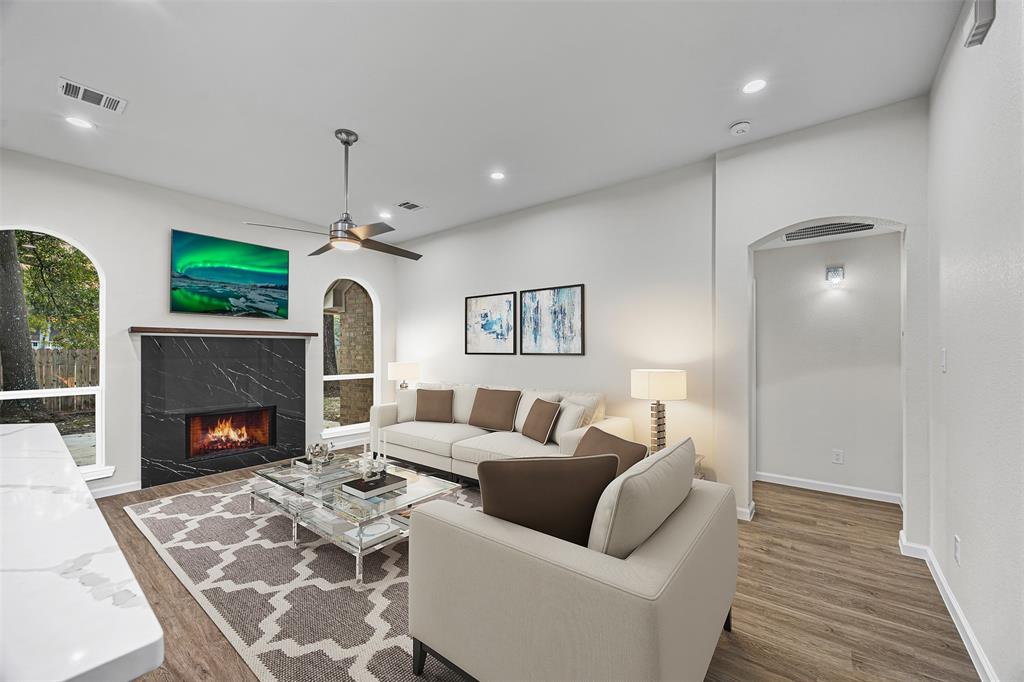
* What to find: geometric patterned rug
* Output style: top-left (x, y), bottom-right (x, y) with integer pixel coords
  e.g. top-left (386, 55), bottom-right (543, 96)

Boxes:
top-left (125, 478), bottom-right (478, 682)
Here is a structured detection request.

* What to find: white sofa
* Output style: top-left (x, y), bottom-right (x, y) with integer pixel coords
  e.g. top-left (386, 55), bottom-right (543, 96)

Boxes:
top-left (369, 383), bottom-right (636, 480)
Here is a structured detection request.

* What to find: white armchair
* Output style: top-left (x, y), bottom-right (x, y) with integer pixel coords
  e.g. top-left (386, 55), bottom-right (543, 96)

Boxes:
top-left (409, 478), bottom-right (737, 681)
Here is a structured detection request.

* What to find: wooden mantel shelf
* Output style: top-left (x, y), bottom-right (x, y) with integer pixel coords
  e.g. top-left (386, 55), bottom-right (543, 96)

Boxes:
top-left (129, 326), bottom-right (318, 338)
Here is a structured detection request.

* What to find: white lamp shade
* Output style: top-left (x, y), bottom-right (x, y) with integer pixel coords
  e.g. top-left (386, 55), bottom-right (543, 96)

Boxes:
top-left (630, 369), bottom-right (687, 401)
top-left (388, 362), bottom-right (420, 382)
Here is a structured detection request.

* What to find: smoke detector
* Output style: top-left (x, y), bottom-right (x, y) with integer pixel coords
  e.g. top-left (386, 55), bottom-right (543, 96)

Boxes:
top-left (729, 120), bottom-right (751, 137)
top-left (57, 77), bottom-right (127, 114)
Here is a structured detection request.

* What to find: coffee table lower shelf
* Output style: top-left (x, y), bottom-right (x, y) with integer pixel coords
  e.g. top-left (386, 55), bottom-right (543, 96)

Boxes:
top-left (249, 482), bottom-right (412, 587)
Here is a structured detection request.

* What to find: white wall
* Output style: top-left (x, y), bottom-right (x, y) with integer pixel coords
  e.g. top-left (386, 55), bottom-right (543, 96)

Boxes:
top-left (395, 163), bottom-right (715, 457)
top-left (713, 98), bottom-right (930, 524)
top-left (0, 150), bottom-right (398, 495)
top-left (754, 233), bottom-right (902, 497)
top-left (926, 1), bottom-right (1024, 678)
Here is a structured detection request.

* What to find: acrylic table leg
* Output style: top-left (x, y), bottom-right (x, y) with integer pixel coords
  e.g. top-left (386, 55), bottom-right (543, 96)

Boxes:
top-left (249, 493), bottom-right (255, 515)
top-left (355, 552), bottom-right (364, 587)
top-left (292, 517), bottom-right (298, 546)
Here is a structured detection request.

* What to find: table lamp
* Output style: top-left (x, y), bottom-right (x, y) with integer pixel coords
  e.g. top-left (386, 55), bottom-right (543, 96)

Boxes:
top-left (388, 362), bottom-right (419, 390)
top-left (630, 369), bottom-right (687, 452)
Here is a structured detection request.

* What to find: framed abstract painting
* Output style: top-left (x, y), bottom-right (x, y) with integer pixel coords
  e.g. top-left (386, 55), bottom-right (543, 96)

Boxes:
top-left (465, 291), bottom-right (517, 354)
top-left (170, 230), bottom-right (289, 318)
top-left (520, 284), bottom-right (585, 355)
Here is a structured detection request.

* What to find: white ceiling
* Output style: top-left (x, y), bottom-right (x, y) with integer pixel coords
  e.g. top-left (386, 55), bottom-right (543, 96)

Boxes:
top-left (1, 1), bottom-right (958, 244)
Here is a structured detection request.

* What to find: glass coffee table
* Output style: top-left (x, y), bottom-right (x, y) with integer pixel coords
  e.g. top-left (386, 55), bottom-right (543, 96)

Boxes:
top-left (250, 455), bottom-right (460, 587)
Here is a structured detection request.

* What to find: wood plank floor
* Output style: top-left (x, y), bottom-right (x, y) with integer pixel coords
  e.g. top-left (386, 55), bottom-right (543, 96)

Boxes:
top-left (100, 474), bottom-right (976, 681)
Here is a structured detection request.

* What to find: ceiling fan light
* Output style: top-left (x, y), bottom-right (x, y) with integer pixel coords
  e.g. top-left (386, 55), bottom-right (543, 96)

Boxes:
top-left (331, 237), bottom-right (361, 252)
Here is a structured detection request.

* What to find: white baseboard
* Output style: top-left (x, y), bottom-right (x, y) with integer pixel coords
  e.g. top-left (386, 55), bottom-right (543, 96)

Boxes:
top-left (89, 479), bottom-right (141, 499)
top-left (736, 500), bottom-right (756, 522)
top-left (755, 471), bottom-right (902, 505)
top-left (899, 531), bottom-right (997, 681)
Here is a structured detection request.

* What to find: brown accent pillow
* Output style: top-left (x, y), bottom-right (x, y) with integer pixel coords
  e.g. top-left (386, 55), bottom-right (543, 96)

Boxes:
top-left (468, 387), bottom-right (522, 431)
top-left (521, 399), bottom-right (561, 444)
top-left (415, 389), bottom-right (454, 423)
top-left (478, 455), bottom-right (619, 546)
top-left (574, 427), bottom-right (648, 476)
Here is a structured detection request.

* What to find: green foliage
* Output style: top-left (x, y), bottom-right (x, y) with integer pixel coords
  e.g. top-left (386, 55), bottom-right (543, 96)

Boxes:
top-left (16, 231), bottom-right (99, 350)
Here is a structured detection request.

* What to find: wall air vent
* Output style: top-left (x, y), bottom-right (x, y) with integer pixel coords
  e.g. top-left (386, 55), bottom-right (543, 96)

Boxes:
top-left (395, 201), bottom-right (425, 212)
top-left (57, 77), bottom-right (127, 115)
top-left (784, 221), bottom-right (874, 242)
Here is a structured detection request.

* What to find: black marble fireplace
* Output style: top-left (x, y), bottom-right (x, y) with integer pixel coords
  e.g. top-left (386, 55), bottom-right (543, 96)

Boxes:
top-left (141, 335), bottom-right (305, 487)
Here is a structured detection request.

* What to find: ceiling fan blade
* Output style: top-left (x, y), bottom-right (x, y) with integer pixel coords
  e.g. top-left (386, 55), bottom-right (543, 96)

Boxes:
top-left (347, 222), bottom-right (395, 240)
top-left (244, 221), bottom-right (326, 236)
top-left (308, 242), bottom-right (335, 256)
top-left (359, 239), bottom-right (423, 261)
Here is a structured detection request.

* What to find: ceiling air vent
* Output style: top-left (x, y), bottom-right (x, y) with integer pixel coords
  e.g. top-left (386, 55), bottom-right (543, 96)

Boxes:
top-left (395, 201), bottom-right (425, 212)
top-left (784, 221), bottom-right (874, 242)
top-left (57, 77), bottom-right (127, 115)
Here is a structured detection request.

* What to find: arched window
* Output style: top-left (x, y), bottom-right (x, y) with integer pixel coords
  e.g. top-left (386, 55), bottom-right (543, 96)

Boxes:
top-left (0, 228), bottom-right (103, 470)
top-left (322, 279), bottom-right (375, 436)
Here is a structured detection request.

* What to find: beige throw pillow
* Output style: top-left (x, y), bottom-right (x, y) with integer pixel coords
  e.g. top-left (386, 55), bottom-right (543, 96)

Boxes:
top-left (551, 402), bottom-right (586, 445)
top-left (587, 438), bottom-right (696, 559)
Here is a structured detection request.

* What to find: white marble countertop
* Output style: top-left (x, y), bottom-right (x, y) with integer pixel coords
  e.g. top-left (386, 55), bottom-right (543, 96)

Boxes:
top-left (0, 424), bottom-right (163, 682)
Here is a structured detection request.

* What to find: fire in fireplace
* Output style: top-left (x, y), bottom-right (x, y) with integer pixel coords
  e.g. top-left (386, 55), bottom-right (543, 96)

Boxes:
top-left (186, 406), bottom-right (276, 459)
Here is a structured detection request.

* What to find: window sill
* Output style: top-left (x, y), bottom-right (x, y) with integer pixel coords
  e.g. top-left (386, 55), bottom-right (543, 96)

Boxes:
top-left (80, 464), bottom-right (116, 481)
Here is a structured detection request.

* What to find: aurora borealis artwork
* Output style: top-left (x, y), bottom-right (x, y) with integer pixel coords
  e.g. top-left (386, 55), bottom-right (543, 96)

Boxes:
top-left (170, 230), bottom-right (289, 318)
top-left (520, 284), bottom-right (584, 355)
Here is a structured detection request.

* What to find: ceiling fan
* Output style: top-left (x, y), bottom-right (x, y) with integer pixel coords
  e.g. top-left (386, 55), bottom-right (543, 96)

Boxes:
top-left (244, 128), bottom-right (422, 261)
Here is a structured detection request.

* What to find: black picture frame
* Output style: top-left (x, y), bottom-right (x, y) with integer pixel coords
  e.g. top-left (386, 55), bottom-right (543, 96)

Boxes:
top-left (465, 291), bottom-right (517, 355)
top-left (519, 284), bottom-right (585, 356)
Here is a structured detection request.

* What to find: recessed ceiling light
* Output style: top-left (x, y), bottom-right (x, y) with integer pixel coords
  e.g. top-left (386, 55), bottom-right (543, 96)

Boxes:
top-left (379, 211), bottom-right (392, 219)
top-left (65, 116), bottom-right (94, 129)
top-left (742, 79), bottom-right (767, 94)
top-left (489, 171), bottom-right (506, 180)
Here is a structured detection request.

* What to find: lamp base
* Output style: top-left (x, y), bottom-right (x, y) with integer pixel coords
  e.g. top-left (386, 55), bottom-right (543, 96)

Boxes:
top-left (399, 381), bottom-right (409, 390)
top-left (649, 400), bottom-right (666, 452)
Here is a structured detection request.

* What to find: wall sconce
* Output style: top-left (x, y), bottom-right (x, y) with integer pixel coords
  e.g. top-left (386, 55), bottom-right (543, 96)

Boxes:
top-left (826, 265), bottom-right (845, 288)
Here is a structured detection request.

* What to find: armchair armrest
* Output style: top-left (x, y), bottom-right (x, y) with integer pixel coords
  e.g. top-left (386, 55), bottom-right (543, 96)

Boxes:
top-left (369, 402), bottom-right (397, 452)
top-left (558, 415), bottom-right (635, 454)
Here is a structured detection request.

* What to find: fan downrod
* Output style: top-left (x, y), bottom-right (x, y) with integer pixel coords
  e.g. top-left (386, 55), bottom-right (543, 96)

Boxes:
top-left (334, 128), bottom-right (358, 146)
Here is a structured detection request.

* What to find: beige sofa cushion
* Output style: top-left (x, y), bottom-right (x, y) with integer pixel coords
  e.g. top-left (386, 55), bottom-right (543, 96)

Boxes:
top-left (452, 431), bottom-right (561, 465)
top-left (587, 438), bottom-right (696, 559)
top-left (396, 389), bottom-right (417, 423)
top-left (452, 384), bottom-right (478, 424)
top-left (514, 390), bottom-right (562, 431)
top-left (381, 421), bottom-right (489, 458)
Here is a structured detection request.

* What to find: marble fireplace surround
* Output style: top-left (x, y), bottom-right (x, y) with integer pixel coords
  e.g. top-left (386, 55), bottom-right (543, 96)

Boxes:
top-left (139, 333), bottom-right (308, 488)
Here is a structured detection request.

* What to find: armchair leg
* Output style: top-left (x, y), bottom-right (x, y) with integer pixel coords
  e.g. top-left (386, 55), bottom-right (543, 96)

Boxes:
top-left (724, 607), bottom-right (733, 632)
top-left (412, 638), bottom-right (426, 675)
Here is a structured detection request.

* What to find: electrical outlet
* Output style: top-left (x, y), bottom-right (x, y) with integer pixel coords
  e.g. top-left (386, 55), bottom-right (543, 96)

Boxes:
top-left (940, 347), bottom-right (948, 373)
top-left (831, 449), bottom-right (844, 465)
top-left (954, 535), bottom-right (961, 566)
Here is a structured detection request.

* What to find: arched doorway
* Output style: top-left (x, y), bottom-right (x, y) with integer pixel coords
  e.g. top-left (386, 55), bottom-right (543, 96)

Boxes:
top-left (322, 278), bottom-right (380, 442)
top-left (0, 227), bottom-right (103, 469)
top-left (748, 216), bottom-right (907, 509)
